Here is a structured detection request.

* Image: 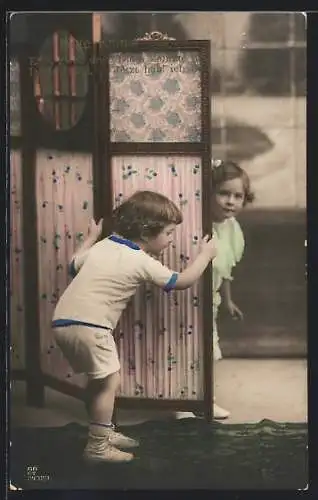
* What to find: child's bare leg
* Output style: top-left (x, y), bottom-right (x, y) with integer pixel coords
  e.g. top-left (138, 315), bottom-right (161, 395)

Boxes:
top-left (83, 372), bottom-right (137, 463)
top-left (86, 371), bottom-right (120, 424)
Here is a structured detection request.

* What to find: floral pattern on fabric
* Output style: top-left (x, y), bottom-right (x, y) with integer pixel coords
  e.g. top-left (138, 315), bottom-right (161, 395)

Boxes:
top-left (112, 156), bottom-right (204, 399)
top-left (36, 151), bottom-right (93, 388)
top-left (109, 52), bottom-right (201, 142)
top-left (16, 153), bottom-right (206, 399)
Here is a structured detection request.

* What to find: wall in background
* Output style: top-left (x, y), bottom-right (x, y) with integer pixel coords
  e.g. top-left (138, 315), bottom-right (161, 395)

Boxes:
top-left (100, 11), bottom-right (306, 208)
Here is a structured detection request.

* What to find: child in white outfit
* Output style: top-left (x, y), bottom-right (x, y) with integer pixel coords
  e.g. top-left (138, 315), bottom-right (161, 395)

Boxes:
top-left (52, 190), bottom-right (217, 463)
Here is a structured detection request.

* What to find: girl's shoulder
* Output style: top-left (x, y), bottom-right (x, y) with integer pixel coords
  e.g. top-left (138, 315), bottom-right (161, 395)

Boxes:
top-left (212, 218), bottom-right (245, 279)
top-left (229, 217), bottom-right (245, 263)
top-left (218, 217), bottom-right (245, 263)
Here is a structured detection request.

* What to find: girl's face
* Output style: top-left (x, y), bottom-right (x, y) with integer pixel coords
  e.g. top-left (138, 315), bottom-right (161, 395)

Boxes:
top-left (211, 177), bottom-right (245, 222)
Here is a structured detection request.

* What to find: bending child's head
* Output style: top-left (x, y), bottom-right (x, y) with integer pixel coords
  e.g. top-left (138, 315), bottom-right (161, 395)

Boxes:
top-left (211, 159), bottom-right (254, 221)
top-left (111, 190), bottom-right (183, 253)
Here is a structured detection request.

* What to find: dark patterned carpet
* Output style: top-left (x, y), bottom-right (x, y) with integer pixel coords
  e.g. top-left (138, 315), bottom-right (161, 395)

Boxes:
top-left (10, 419), bottom-right (307, 490)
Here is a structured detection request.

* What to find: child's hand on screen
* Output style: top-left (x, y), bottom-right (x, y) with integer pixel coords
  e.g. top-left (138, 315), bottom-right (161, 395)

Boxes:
top-left (200, 234), bottom-right (217, 260)
top-left (88, 218), bottom-right (103, 241)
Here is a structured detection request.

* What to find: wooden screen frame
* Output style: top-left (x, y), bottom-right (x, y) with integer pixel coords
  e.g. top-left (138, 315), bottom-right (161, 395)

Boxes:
top-left (94, 39), bottom-right (214, 421)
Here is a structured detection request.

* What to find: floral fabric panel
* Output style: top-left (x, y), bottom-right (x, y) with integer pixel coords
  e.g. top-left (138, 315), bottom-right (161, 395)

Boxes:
top-left (112, 156), bottom-right (204, 400)
top-left (36, 151), bottom-right (93, 388)
top-left (10, 151), bottom-right (25, 369)
top-left (109, 52), bottom-right (201, 142)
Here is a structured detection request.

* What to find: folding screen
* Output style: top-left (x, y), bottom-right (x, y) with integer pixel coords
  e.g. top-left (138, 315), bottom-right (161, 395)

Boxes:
top-left (95, 35), bottom-right (213, 417)
top-left (10, 55), bottom-right (26, 374)
top-left (13, 30), bottom-right (213, 419)
top-left (10, 150), bottom-right (25, 371)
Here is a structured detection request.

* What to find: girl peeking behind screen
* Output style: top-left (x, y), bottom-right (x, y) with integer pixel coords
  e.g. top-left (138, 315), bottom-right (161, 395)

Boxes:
top-left (210, 159), bottom-right (254, 418)
top-left (176, 159), bottom-right (254, 420)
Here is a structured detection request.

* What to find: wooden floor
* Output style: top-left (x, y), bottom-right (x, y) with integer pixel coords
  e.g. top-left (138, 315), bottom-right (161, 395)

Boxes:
top-left (11, 359), bottom-right (307, 427)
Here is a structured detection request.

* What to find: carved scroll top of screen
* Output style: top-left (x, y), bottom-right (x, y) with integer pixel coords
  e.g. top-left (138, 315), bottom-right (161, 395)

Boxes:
top-left (109, 51), bottom-right (202, 143)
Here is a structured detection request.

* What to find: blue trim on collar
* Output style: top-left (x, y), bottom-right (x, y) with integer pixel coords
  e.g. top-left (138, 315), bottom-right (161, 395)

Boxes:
top-left (108, 234), bottom-right (141, 250)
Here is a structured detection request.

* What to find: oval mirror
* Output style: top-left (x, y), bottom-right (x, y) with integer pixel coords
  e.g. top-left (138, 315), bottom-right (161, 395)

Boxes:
top-left (33, 30), bottom-right (89, 130)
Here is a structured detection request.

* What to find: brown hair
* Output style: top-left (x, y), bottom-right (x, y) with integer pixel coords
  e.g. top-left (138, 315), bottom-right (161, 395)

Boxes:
top-left (211, 160), bottom-right (255, 205)
top-left (111, 190), bottom-right (183, 241)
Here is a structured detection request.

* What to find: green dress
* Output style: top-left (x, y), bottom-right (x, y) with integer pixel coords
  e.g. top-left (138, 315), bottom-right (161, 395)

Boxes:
top-left (212, 217), bottom-right (245, 360)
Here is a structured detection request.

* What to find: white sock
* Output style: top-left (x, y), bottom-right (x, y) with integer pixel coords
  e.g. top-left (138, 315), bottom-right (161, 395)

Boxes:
top-left (89, 422), bottom-right (113, 436)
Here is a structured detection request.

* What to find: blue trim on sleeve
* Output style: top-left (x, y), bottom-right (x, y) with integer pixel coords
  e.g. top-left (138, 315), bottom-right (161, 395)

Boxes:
top-left (163, 272), bottom-right (178, 292)
top-left (52, 319), bottom-right (111, 330)
top-left (68, 259), bottom-right (77, 278)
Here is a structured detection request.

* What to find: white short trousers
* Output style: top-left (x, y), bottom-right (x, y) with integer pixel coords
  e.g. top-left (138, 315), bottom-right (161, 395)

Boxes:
top-left (53, 324), bottom-right (120, 380)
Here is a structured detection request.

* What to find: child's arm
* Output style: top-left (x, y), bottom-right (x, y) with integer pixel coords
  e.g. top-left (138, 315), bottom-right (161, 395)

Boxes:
top-left (221, 279), bottom-right (243, 320)
top-left (69, 218), bottom-right (103, 277)
top-left (142, 235), bottom-right (217, 292)
top-left (222, 279), bottom-right (232, 304)
top-left (175, 236), bottom-right (216, 290)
